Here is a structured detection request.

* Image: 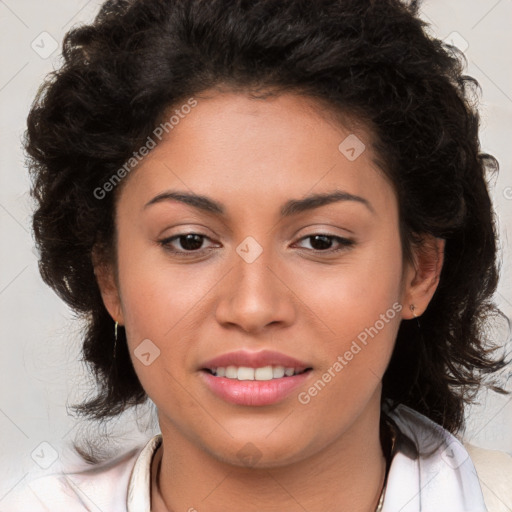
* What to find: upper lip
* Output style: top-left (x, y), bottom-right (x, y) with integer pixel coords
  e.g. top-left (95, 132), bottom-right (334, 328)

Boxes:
top-left (200, 350), bottom-right (312, 371)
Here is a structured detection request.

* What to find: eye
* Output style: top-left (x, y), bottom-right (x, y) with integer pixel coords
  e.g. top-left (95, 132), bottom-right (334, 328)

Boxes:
top-left (158, 232), bottom-right (355, 257)
top-left (159, 233), bottom-right (217, 255)
top-left (294, 233), bottom-right (355, 253)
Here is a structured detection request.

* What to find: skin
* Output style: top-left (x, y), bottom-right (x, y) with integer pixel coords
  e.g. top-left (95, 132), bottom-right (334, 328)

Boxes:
top-left (94, 89), bottom-right (445, 511)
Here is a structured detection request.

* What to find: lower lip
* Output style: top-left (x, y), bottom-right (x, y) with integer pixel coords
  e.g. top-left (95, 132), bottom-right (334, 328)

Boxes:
top-left (200, 370), bottom-right (311, 406)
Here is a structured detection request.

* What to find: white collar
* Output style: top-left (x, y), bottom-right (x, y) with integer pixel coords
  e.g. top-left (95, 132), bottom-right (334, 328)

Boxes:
top-left (126, 404), bottom-right (486, 512)
top-left (127, 432), bottom-right (162, 511)
top-left (382, 404), bottom-right (487, 511)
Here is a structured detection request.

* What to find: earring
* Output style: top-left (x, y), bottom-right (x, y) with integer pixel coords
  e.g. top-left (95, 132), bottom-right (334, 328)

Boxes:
top-left (410, 304), bottom-right (422, 329)
top-left (113, 320), bottom-right (118, 361)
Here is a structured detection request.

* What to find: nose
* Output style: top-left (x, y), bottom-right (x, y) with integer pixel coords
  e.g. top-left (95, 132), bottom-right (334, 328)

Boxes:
top-left (214, 242), bottom-right (296, 335)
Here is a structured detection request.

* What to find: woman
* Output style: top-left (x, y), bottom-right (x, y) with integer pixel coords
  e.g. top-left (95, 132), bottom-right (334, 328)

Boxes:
top-left (7, 0), bottom-right (512, 510)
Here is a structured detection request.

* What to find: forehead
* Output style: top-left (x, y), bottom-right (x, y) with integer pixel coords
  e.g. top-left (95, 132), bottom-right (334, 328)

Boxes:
top-left (117, 90), bottom-right (397, 219)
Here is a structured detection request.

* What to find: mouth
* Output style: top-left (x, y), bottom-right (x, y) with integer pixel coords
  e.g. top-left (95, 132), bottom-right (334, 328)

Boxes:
top-left (200, 367), bottom-right (313, 406)
top-left (202, 365), bottom-right (312, 380)
top-left (198, 350), bottom-right (314, 406)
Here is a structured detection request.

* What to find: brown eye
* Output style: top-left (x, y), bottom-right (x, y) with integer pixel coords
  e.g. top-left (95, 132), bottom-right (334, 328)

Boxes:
top-left (295, 234), bottom-right (355, 253)
top-left (159, 233), bottom-right (216, 255)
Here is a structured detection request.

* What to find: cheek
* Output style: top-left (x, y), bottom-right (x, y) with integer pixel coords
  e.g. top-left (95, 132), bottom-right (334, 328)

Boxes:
top-left (114, 235), bottom-right (223, 390)
top-left (115, 225), bottom-right (209, 337)
top-left (296, 235), bottom-right (403, 393)
top-left (116, 262), bottom-right (201, 411)
top-left (297, 234), bottom-right (403, 339)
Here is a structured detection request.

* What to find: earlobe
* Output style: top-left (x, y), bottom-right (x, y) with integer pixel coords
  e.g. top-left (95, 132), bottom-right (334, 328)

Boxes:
top-left (401, 235), bottom-right (445, 320)
top-left (92, 248), bottom-right (124, 325)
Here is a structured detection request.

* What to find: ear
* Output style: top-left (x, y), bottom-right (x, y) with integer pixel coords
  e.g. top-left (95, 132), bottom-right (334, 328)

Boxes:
top-left (401, 235), bottom-right (445, 320)
top-left (92, 246), bottom-right (125, 325)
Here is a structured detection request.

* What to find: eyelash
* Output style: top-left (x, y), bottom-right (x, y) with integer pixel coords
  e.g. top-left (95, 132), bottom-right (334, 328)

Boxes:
top-left (158, 232), bottom-right (355, 257)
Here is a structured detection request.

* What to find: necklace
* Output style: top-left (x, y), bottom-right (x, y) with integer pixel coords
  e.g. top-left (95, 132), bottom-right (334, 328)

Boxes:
top-left (374, 415), bottom-right (397, 512)
top-left (153, 416), bottom-right (398, 512)
top-left (375, 486), bottom-right (385, 512)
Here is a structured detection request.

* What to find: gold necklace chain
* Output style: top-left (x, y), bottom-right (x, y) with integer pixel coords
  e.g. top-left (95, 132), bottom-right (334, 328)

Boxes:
top-left (154, 418), bottom-right (397, 512)
top-left (374, 415), bottom-right (397, 512)
top-left (375, 485), bottom-right (385, 512)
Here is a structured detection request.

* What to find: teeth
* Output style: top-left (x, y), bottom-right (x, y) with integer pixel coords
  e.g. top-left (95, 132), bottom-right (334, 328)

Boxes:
top-left (254, 366), bottom-right (273, 381)
top-left (237, 367), bottom-right (255, 380)
top-left (273, 366), bottom-right (285, 378)
top-left (226, 366), bottom-right (238, 378)
top-left (211, 365), bottom-right (302, 380)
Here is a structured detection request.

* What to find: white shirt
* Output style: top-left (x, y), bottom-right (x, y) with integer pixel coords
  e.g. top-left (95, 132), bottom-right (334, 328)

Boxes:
top-left (2, 404), bottom-right (509, 511)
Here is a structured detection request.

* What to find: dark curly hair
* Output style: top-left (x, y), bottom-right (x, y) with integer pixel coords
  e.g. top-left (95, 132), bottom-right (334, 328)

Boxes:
top-left (25, 0), bottom-right (509, 449)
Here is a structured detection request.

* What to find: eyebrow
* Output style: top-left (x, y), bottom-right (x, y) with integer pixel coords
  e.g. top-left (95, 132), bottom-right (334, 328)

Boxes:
top-left (143, 189), bottom-right (375, 216)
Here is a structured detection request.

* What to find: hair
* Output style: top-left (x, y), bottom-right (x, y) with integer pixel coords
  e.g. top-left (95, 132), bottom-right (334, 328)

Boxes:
top-left (25, 0), bottom-right (510, 461)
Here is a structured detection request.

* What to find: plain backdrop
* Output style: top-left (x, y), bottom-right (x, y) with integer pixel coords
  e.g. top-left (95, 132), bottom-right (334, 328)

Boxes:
top-left (1, 0), bottom-right (511, 502)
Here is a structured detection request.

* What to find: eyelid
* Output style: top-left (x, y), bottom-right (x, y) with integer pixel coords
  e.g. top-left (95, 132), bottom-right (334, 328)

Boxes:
top-left (158, 231), bottom-right (355, 256)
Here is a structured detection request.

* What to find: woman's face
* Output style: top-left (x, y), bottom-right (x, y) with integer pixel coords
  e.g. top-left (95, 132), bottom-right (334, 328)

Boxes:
top-left (97, 90), bottom-right (442, 467)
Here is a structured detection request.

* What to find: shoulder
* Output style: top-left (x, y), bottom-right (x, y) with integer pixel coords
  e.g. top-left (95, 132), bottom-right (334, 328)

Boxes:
top-left (463, 442), bottom-right (512, 512)
top-left (1, 443), bottom-right (143, 512)
top-left (386, 402), bottom-right (512, 512)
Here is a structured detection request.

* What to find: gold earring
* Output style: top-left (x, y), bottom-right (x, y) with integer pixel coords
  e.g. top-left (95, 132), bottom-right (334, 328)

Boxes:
top-left (113, 320), bottom-right (118, 361)
top-left (409, 304), bottom-right (422, 330)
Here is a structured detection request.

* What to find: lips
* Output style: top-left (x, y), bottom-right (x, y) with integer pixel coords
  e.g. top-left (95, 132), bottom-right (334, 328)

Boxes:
top-left (199, 349), bottom-right (313, 406)
top-left (200, 349), bottom-right (311, 372)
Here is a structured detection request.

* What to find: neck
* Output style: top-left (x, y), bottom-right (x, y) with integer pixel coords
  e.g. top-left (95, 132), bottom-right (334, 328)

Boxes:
top-left (151, 396), bottom-right (386, 512)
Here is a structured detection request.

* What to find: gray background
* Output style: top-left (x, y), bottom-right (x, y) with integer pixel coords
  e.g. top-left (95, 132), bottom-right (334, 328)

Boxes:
top-left (1, 0), bottom-right (511, 501)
